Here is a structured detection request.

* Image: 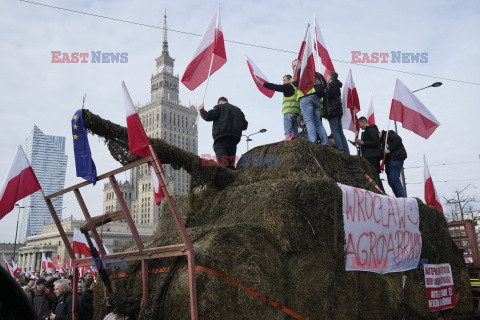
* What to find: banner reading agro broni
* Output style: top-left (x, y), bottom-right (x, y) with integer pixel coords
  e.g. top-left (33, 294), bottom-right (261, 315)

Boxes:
top-left (338, 183), bottom-right (422, 273)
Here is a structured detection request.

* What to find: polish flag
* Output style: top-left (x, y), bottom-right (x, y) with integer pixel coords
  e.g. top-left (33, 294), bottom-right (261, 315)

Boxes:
top-left (341, 69), bottom-right (361, 137)
top-left (313, 15), bottom-right (335, 79)
top-left (2, 254), bottom-right (14, 277)
top-left (298, 28), bottom-right (316, 95)
top-left (181, 5), bottom-right (227, 91)
top-left (123, 81), bottom-right (165, 204)
top-left (0, 146), bottom-right (41, 220)
top-left (72, 228), bottom-right (110, 257)
top-left (243, 53), bottom-right (274, 98)
top-left (367, 96), bottom-right (375, 125)
top-left (11, 260), bottom-right (21, 276)
top-left (297, 23), bottom-right (310, 61)
top-left (41, 253), bottom-right (54, 273)
top-left (390, 79), bottom-right (440, 139)
top-left (56, 261), bottom-right (66, 273)
top-left (47, 257), bottom-right (56, 271)
top-left (424, 156), bottom-right (443, 213)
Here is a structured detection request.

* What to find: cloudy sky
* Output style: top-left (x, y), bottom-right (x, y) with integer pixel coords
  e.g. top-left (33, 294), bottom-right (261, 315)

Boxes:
top-left (1, 0), bottom-right (479, 243)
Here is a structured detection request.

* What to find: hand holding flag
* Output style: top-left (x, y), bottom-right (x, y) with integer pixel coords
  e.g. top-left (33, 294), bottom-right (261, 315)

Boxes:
top-left (243, 53), bottom-right (274, 98)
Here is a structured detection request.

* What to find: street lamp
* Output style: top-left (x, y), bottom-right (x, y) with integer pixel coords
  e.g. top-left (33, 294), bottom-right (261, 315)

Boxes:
top-left (396, 82), bottom-right (442, 196)
top-left (242, 129), bottom-right (267, 151)
top-left (13, 204), bottom-right (34, 261)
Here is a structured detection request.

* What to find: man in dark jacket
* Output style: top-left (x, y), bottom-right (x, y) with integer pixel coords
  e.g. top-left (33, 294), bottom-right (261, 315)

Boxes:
top-left (199, 97), bottom-right (248, 169)
top-left (325, 71), bottom-right (349, 154)
top-left (50, 279), bottom-right (72, 320)
top-left (256, 75), bottom-right (300, 139)
top-left (355, 117), bottom-right (384, 191)
top-left (80, 279), bottom-right (94, 320)
top-left (380, 130), bottom-right (407, 197)
top-left (29, 278), bottom-right (55, 319)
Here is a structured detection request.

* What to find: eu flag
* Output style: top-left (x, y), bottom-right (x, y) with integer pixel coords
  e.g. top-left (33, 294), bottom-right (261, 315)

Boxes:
top-left (72, 109), bottom-right (97, 184)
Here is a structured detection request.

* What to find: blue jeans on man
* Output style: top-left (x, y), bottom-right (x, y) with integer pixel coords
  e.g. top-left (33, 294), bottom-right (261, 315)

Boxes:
top-left (385, 159), bottom-right (405, 197)
top-left (327, 116), bottom-right (350, 155)
top-left (300, 95), bottom-right (328, 144)
top-left (283, 113), bottom-right (299, 139)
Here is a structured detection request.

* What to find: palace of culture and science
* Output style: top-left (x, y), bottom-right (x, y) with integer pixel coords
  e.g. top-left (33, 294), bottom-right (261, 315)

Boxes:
top-left (102, 12), bottom-right (198, 226)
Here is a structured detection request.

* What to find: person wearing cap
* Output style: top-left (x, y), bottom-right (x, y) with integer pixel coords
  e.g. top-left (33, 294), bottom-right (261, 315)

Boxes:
top-left (28, 278), bottom-right (55, 319)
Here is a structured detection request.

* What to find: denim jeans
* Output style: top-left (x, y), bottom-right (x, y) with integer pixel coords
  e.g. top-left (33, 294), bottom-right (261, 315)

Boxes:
top-left (385, 159), bottom-right (405, 197)
top-left (300, 95), bottom-right (328, 144)
top-left (328, 116), bottom-right (350, 155)
top-left (283, 113), bottom-right (299, 139)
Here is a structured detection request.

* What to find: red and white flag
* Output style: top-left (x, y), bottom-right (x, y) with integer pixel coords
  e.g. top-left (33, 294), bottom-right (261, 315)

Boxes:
top-left (313, 15), bottom-right (335, 79)
top-left (367, 96), bottom-right (375, 125)
top-left (341, 69), bottom-right (361, 137)
top-left (298, 28), bottom-right (316, 95)
top-left (297, 23), bottom-right (310, 62)
top-left (424, 156), bottom-right (443, 213)
top-left (0, 146), bottom-right (41, 220)
top-left (11, 259), bottom-right (21, 276)
top-left (56, 261), bottom-right (66, 273)
top-left (181, 5), bottom-right (227, 91)
top-left (72, 228), bottom-right (110, 257)
top-left (41, 253), bottom-right (54, 273)
top-left (123, 81), bottom-right (165, 204)
top-left (2, 253), bottom-right (14, 277)
top-left (390, 79), bottom-right (440, 139)
top-left (243, 53), bottom-right (274, 98)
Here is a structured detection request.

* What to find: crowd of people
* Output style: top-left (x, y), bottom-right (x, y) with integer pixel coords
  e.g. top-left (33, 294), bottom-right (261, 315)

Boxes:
top-left (14, 270), bottom-right (96, 320)
top-left (198, 60), bottom-right (407, 198)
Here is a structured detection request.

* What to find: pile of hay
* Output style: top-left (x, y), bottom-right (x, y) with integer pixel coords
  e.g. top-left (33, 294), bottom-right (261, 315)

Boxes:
top-left (85, 111), bottom-right (474, 319)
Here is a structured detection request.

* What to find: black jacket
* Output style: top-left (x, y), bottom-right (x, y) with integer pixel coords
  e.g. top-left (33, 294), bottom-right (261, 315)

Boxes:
top-left (325, 79), bottom-right (343, 118)
top-left (360, 125), bottom-right (382, 159)
top-left (29, 289), bottom-right (55, 319)
top-left (380, 130), bottom-right (407, 162)
top-left (54, 291), bottom-right (73, 320)
top-left (200, 103), bottom-right (248, 142)
top-left (262, 82), bottom-right (295, 97)
top-left (80, 289), bottom-right (94, 320)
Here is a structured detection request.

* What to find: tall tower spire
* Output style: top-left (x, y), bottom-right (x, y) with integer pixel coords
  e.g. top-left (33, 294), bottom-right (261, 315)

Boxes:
top-left (162, 9), bottom-right (168, 53)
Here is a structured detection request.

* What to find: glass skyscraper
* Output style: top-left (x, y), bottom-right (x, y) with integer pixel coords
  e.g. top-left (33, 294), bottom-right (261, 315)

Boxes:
top-left (19, 125), bottom-right (67, 242)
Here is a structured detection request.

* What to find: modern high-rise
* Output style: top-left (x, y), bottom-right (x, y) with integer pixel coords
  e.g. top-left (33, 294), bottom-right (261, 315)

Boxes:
top-left (19, 125), bottom-right (68, 242)
top-left (102, 12), bottom-right (198, 226)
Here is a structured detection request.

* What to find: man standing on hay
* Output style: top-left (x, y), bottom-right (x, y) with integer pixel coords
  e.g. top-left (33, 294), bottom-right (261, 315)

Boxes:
top-left (380, 129), bottom-right (407, 197)
top-left (355, 116), bottom-right (384, 191)
top-left (255, 74), bottom-right (301, 139)
top-left (199, 97), bottom-right (248, 169)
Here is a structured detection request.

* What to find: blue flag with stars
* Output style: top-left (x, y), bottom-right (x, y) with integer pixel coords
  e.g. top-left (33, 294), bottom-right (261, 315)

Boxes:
top-left (72, 109), bottom-right (97, 184)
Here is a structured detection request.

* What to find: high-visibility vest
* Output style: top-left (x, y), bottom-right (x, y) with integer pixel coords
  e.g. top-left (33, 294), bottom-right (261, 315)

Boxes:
top-left (282, 84), bottom-right (301, 115)
top-left (471, 278), bottom-right (480, 287)
top-left (296, 86), bottom-right (316, 100)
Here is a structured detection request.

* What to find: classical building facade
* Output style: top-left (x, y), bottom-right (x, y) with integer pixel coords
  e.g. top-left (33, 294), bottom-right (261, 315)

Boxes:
top-left (103, 12), bottom-right (198, 227)
top-left (19, 125), bottom-right (67, 242)
top-left (17, 217), bottom-right (156, 272)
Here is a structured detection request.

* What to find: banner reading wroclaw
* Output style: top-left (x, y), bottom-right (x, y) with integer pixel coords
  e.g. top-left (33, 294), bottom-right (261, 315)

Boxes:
top-left (338, 183), bottom-right (422, 274)
top-left (423, 263), bottom-right (456, 312)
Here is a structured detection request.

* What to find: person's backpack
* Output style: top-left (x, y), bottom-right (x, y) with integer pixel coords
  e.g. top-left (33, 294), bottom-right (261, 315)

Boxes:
top-left (324, 96), bottom-right (342, 119)
top-left (313, 73), bottom-right (327, 99)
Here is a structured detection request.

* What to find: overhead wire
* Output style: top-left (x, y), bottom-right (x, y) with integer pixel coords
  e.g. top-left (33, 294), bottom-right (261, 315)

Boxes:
top-left (18, 0), bottom-right (480, 86)
top-left (404, 160), bottom-right (480, 170)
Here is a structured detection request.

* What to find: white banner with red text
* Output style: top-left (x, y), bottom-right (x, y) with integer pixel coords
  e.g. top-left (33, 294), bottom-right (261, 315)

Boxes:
top-left (338, 183), bottom-right (422, 273)
top-left (424, 263), bottom-right (456, 312)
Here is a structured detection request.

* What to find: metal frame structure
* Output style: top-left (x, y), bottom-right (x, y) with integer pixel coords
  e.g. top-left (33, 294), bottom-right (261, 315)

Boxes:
top-left (41, 152), bottom-right (198, 320)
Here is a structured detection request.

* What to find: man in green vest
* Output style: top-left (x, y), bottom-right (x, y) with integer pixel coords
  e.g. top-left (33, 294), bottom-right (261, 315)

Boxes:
top-left (256, 75), bottom-right (300, 139)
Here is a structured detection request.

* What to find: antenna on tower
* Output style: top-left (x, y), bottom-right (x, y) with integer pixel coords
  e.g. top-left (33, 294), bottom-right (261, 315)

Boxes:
top-left (163, 9), bottom-right (167, 44)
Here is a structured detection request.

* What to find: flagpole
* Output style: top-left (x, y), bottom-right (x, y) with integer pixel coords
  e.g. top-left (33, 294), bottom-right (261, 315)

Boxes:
top-left (195, 5), bottom-right (219, 127)
top-left (312, 14), bottom-right (322, 74)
